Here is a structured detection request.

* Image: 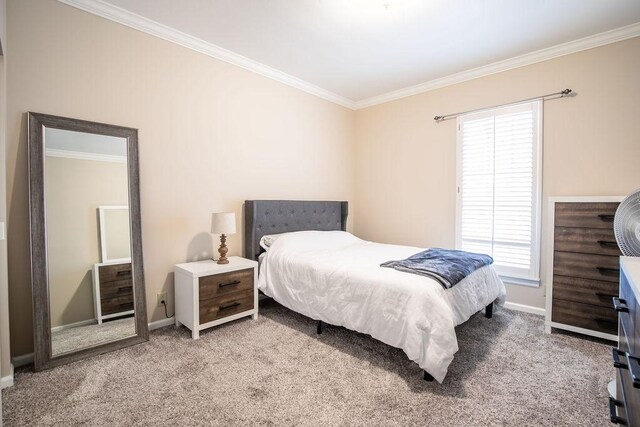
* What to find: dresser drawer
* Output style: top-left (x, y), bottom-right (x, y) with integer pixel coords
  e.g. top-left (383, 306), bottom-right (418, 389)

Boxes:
top-left (101, 295), bottom-right (134, 316)
top-left (551, 299), bottom-right (617, 334)
top-left (553, 227), bottom-right (621, 256)
top-left (199, 289), bottom-right (254, 324)
top-left (552, 275), bottom-right (618, 308)
top-left (553, 251), bottom-right (620, 282)
top-left (199, 268), bottom-right (253, 301)
top-left (100, 278), bottom-right (133, 300)
top-left (554, 202), bottom-right (619, 229)
top-left (621, 277), bottom-right (640, 356)
top-left (99, 263), bottom-right (133, 284)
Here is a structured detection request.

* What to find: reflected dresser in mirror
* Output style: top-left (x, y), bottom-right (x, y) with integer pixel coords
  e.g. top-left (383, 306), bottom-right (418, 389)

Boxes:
top-left (28, 112), bottom-right (148, 370)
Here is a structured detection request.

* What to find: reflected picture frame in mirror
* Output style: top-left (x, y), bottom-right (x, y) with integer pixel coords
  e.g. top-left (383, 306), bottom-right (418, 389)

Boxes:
top-left (28, 112), bottom-right (149, 371)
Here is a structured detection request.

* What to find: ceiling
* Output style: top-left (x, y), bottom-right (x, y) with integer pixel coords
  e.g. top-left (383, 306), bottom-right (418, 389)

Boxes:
top-left (75, 0), bottom-right (640, 105)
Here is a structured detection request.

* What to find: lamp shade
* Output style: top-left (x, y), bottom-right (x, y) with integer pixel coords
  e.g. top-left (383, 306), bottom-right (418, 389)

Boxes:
top-left (211, 212), bottom-right (236, 235)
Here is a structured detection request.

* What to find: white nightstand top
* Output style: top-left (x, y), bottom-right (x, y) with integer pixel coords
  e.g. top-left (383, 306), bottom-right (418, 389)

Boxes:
top-left (175, 256), bottom-right (257, 277)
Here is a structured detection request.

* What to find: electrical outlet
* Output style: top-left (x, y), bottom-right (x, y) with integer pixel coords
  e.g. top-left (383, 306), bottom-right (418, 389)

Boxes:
top-left (157, 292), bottom-right (167, 307)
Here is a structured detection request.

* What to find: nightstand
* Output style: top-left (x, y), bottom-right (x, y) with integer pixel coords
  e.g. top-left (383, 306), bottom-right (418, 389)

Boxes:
top-left (174, 256), bottom-right (258, 339)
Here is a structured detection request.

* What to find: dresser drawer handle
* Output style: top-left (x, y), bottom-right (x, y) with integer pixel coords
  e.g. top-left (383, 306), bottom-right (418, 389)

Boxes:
top-left (625, 353), bottom-right (640, 388)
top-left (598, 267), bottom-right (620, 275)
top-left (595, 292), bottom-right (618, 299)
top-left (219, 280), bottom-right (241, 288)
top-left (117, 286), bottom-right (130, 293)
top-left (597, 240), bottom-right (619, 248)
top-left (219, 302), bottom-right (241, 311)
top-left (117, 270), bottom-right (132, 276)
top-left (612, 348), bottom-right (628, 369)
top-left (613, 298), bottom-right (629, 313)
top-left (609, 397), bottom-right (627, 425)
top-left (598, 214), bottom-right (615, 222)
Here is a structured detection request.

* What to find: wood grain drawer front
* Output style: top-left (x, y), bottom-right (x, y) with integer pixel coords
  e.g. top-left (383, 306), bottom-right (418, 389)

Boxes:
top-left (199, 268), bottom-right (253, 301)
top-left (101, 294), bottom-right (134, 316)
top-left (554, 227), bottom-right (621, 256)
top-left (552, 275), bottom-right (618, 308)
top-left (99, 263), bottom-right (132, 284)
top-left (100, 278), bottom-right (133, 300)
top-left (554, 202), bottom-right (619, 229)
top-left (553, 251), bottom-right (620, 282)
top-left (621, 278), bottom-right (640, 356)
top-left (551, 299), bottom-right (617, 334)
top-left (199, 289), bottom-right (254, 324)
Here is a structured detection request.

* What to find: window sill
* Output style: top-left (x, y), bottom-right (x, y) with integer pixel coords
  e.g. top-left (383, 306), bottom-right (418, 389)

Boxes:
top-left (499, 275), bottom-right (541, 288)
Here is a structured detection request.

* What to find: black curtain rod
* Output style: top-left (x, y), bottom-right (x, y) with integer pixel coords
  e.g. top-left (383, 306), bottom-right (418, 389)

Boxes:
top-left (434, 88), bottom-right (573, 122)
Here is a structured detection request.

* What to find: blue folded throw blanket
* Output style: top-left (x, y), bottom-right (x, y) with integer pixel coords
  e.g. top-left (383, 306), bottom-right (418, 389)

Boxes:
top-left (380, 248), bottom-right (493, 289)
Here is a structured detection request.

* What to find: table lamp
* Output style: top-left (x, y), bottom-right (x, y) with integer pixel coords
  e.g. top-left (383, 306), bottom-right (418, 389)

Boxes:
top-left (211, 212), bottom-right (236, 264)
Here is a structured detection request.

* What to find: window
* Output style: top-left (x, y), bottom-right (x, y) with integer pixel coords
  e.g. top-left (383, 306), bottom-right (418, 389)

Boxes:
top-left (456, 101), bottom-right (542, 286)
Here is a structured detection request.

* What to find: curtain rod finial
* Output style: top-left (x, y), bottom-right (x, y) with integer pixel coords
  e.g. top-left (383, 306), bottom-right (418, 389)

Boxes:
top-left (434, 116), bottom-right (443, 122)
top-left (561, 89), bottom-right (572, 96)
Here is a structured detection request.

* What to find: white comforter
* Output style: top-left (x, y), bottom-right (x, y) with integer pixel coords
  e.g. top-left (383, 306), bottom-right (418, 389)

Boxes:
top-left (258, 231), bottom-right (506, 383)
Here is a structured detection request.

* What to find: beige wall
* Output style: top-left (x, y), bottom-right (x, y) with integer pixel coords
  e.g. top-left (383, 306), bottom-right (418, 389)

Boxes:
top-left (45, 156), bottom-right (128, 328)
top-left (6, 0), bottom-right (355, 356)
top-left (355, 36), bottom-right (640, 309)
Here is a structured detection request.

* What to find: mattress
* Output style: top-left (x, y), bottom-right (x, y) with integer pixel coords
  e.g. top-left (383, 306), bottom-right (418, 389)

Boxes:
top-left (258, 230), bottom-right (506, 382)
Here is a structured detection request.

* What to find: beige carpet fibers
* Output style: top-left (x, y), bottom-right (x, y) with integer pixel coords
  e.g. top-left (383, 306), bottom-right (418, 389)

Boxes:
top-left (3, 300), bottom-right (613, 426)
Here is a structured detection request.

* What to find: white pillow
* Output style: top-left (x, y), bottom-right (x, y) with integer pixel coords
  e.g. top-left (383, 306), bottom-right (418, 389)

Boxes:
top-left (259, 233), bottom-right (284, 250)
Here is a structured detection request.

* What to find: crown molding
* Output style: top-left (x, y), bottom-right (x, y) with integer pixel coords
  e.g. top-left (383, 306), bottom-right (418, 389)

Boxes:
top-left (56, 0), bottom-right (640, 111)
top-left (56, 0), bottom-right (357, 109)
top-left (354, 22), bottom-right (640, 109)
top-left (46, 148), bottom-right (127, 163)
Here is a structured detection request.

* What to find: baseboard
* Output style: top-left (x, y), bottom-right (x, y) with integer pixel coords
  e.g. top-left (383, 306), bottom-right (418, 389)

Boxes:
top-left (51, 318), bottom-right (97, 333)
top-left (149, 317), bottom-right (175, 331)
top-left (12, 353), bottom-right (34, 368)
top-left (1, 364), bottom-right (14, 389)
top-left (503, 301), bottom-right (546, 316)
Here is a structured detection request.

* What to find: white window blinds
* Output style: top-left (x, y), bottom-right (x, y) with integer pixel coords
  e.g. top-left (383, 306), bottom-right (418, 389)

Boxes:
top-left (456, 101), bottom-right (542, 285)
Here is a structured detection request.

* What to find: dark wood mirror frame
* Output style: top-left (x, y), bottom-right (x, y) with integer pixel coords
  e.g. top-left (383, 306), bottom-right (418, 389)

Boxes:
top-left (28, 112), bottom-right (149, 371)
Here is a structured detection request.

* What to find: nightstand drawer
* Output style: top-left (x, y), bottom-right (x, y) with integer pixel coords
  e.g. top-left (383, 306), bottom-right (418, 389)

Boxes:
top-left (199, 289), bottom-right (254, 324)
top-left (199, 268), bottom-right (253, 301)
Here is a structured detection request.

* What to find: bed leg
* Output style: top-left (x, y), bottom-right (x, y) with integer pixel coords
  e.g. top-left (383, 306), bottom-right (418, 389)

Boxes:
top-left (317, 320), bottom-right (323, 335)
top-left (485, 301), bottom-right (493, 319)
top-left (423, 370), bottom-right (434, 382)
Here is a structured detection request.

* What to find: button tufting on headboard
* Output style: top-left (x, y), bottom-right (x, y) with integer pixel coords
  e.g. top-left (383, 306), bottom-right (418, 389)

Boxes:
top-left (244, 200), bottom-right (348, 261)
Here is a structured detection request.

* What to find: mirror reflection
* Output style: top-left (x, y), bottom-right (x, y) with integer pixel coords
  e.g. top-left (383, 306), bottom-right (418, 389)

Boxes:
top-left (44, 127), bottom-right (135, 356)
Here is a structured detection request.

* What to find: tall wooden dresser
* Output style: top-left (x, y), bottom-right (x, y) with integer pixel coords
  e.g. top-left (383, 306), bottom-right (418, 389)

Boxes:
top-left (545, 197), bottom-right (624, 341)
top-left (611, 257), bottom-right (640, 426)
top-left (93, 260), bottom-right (135, 324)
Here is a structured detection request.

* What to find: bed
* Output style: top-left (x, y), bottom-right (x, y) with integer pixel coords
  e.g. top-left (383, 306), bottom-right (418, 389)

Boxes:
top-left (244, 200), bottom-right (506, 383)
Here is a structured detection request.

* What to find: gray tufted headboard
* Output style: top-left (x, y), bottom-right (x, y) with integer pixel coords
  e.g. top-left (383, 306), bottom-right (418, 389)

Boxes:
top-left (244, 200), bottom-right (348, 261)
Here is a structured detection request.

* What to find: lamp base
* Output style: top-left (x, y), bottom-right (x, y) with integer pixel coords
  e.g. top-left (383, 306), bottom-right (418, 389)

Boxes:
top-left (217, 234), bottom-right (229, 264)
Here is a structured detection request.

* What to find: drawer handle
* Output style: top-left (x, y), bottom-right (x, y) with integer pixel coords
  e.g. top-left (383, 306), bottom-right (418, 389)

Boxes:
top-left (117, 270), bottom-right (132, 276)
top-left (609, 397), bottom-right (626, 425)
top-left (595, 292), bottom-right (618, 299)
top-left (219, 280), bottom-right (241, 288)
top-left (598, 214), bottom-right (615, 222)
top-left (613, 298), bottom-right (629, 313)
top-left (219, 302), bottom-right (241, 311)
top-left (117, 286), bottom-right (130, 293)
top-left (597, 240), bottom-right (620, 248)
top-left (598, 267), bottom-right (620, 275)
top-left (625, 353), bottom-right (640, 388)
top-left (612, 348), bottom-right (628, 369)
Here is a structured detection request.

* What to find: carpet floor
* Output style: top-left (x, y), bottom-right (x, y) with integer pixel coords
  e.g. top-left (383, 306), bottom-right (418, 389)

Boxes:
top-left (3, 300), bottom-right (614, 426)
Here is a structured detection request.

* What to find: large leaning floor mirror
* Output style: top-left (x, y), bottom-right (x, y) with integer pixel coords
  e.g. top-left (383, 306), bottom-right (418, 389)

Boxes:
top-left (28, 112), bottom-right (148, 371)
